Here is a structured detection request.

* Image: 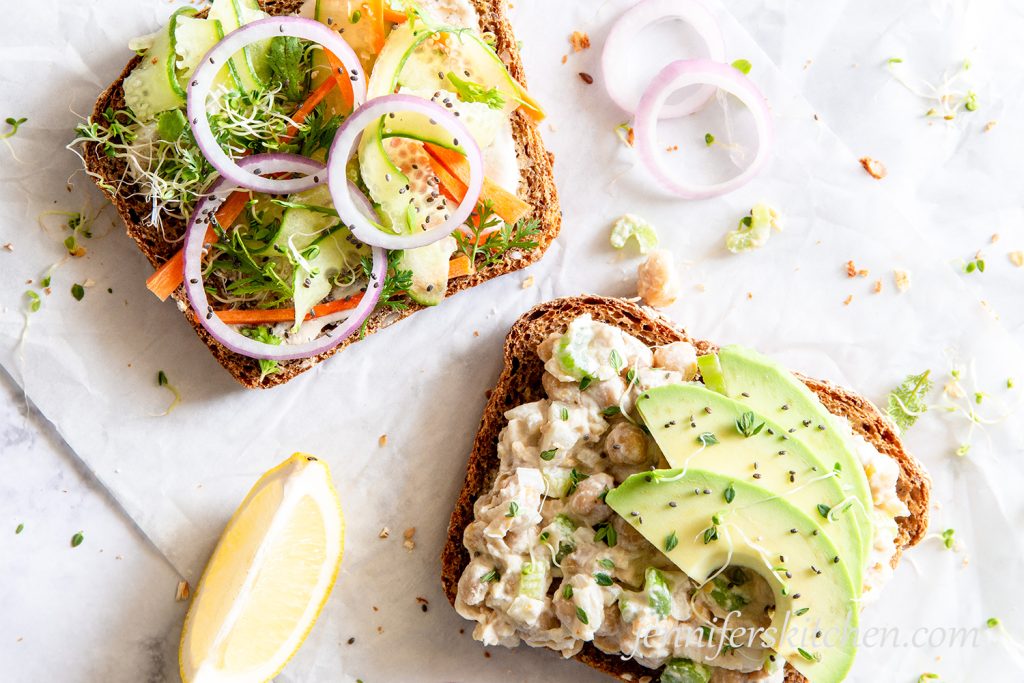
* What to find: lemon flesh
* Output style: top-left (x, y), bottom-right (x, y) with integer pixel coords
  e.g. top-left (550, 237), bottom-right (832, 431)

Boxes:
top-left (179, 453), bottom-right (344, 683)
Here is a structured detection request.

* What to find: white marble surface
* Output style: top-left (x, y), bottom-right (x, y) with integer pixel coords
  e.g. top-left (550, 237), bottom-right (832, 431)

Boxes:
top-left (3, 1), bottom-right (1024, 682)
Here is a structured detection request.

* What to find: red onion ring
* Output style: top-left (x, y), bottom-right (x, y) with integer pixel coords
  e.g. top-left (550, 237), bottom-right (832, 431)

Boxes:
top-left (326, 94), bottom-right (484, 250)
top-left (182, 153), bottom-right (386, 361)
top-left (602, 0), bottom-right (725, 118)
top-left (634, 59), bottom-right (774, 199)
top-left (187, 16), bottom-right (366, 195)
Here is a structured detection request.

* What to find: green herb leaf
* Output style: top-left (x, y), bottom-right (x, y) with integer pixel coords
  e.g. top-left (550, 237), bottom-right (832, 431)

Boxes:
top-left (70, 531), bottom-right (84, 548)
top-left (601, 405), bottom-right (621, 417)
top-left (594, 521), bottom-right (618, 547)
top-left (795, 607), bottom-right (810, 616)
top-left (702, 526), bottom-right (719, 544)
top-left (594, 572), bottom-right (614, 586)
top-left (267, 36), bottom-right (308, 102)
top-left (723, 484), bottom-right (736, 504)
top-left (817, 503), bottom-right (832, 519)
top-left (575, 606), bottom-right (589, 624)
top-left (15, 523), bottom-right (24, 535)
top-left (987, 617), bottom-right (1001, 628)
top-left (505, 501), bottom-right (519, 518)
top-left (664, 531), bottom-right (678, 552)
top-left (24, 290), bottom-right (41, 313)
top-left (796, 648), bottom-right (820, 662)
top-left (566, 468), bottom-right (590, 496)
top-left (735, 411), bottom-right (764, 437)
top-left (887, 57), bottom-right (904, 64)
top-left (1, 116), bottom-right (27, 139)
top-left (599, 558), bottom-right (615, 570)
top-left (446, 71), bottom-right (506, 110)
top-left (579, 376), bottom-right (592, 391)
top-left (157, 370), bottom-right (168, 387)
top-left (481, 568), bottom-right (500, 583)
top-left (453, 201), bottom-right (540, 270)
top-left (705, 132), bottom-right (715, 146)
top-left (731, 59), bottom-right (752, 75)
top-left (886, 370), bottom-right (933, 432)
top-left (563, 584), bottom-right (573, 599)
top-left (71, 283), bottom-right (85, 301)
top-left (609, 348), bottom-right (624, 373)
top-left (697, 432), bottom-right (719, 447)
top-left (350, 9), bottom-right (362, 22)
top-left (539, 448), bottom-right (557, 461)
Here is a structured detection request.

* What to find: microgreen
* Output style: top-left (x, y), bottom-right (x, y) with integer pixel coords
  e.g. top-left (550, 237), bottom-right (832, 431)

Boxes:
top-left (454, 201), bottom-right (540, 270)
top-left (566, 468), bottom-right (590, 496)
top-left (15, 523), bottom-right (24, 535)
top-left (241, 326), bottom-right (284, 382)
top-left (575, 607), bottom-right (589, 624)
top-left (24, 290), bottom-right (41, 313)
top-left (594, 572), bottom-right (613, 586)
top-left (71, 283), bottom-right (85, 301)
top-left (704, 132), bottom-right (715, 146)
top-left (594, 521), bottom-right (617, 547)
top-left (480, 568), bottom-right (499, 583)
top-left (723, 484), bottom-right (736, 504)
top-left (446, 71), bottom-right (505, 110)
top-left (539, 448), bottom-right (557, 461)
top-left (735, 411), bottom-right (764, 437)
top-left (697, 432), bottom-right (719, 447)
top-left (2, 116), bottom-right (26, 139)
top-left (731, 59), bottom-right (752, 75)
top-left (70, 531), bottom-right (84, 548)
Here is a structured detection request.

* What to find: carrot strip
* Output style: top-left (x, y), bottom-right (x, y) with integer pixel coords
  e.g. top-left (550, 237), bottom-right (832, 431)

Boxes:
top-left (322, 50), bottom-right (356, 113)
top-left (365, 0), bottom-right (387, 53)
top-left (145, 190), bottom-right (251, 301)
top-left (382, 6), bottom-right (408, 23)
top-left (213, 255), bottom-right (474, 325)
top-left (424, 143), bottom-right (532, 225)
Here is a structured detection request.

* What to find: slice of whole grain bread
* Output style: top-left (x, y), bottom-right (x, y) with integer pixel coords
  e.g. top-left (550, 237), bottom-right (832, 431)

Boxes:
top-left (81, 0), bottom-right (559, 388)
top-left (441, 295), bottom-right (932, 683)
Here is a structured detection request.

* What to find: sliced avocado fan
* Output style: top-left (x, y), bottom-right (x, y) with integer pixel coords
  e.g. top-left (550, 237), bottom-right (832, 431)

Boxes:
top-left (606, 468), bottom-right (859, 683)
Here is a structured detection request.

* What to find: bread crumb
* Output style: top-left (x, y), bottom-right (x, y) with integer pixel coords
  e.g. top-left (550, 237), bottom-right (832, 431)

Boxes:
top-left (873, 279), bottom-right (883, 293)
top-left (2, 243), bottom-right (12, 252)
top-left (1009, 251), bottom-right (1023, 267)
top-left (521, 275), bottom-right (534, 289)
top-left (845, 261), bottom-right (856, 278)
top-left (378, 526), bottom-right (390, 539)
top-left (859, 156), bottom-right (887, 179)
top-left (484, 651), bottom-right (491, 658)
top-left (561, 54), bottom-right (567, 65)
top-left (416, 596), bottom-right (430, 605)
top-left (403, 527), bottom-right (416, 551)
top-left (378, 434), bottom-right (388, 447)
top-left (569, 31), bottom-right (591, 52)
top-left (175, 580), bottom-right (190, 602)
top-left (991, 233), bottom-right (1000, 243)
top-left (843, 294), bottom-right (853, 306)
top-left (746, 292), bottom-right (753, 300)
top-left (377, 626), bottom-right (384, 634)
top-left (372, 606), bottom-right (379, 612)
top-left (984, 120), bottom-right (997, 132)
top-left (894, 269), bottom-right (911, 292)
top-left (473, 330), bottom-right (480, 337)
top-left (578, 72), bottom-right (594, 85)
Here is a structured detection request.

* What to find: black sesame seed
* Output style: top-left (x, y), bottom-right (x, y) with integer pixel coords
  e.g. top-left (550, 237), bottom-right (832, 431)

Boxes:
top-left (753, 473), bottom-right (762, 479)
top-left (833, 556), bottom-right (840, 563)
top-left (782, 404), bottom-right (790, 410)
top-left (668, 501), bottom-right (677, 508)
top-left (790, 528), bottom-right (798, 534)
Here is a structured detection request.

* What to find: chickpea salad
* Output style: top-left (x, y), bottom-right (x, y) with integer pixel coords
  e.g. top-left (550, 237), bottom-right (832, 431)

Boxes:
top-left (454, 315), bottom-right (908, 682)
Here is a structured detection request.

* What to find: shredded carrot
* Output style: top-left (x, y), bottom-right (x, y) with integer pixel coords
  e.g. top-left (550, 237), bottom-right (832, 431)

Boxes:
top-left (322, 50), bottom-right (356, 114)
top-left (517, 89), bottom-right (546, 122)
top-left (382, 6), bottom-right (408, 24)
top-left (424, 143), bottom-right (532, 225)
top-left (146, 190), bottom-right (251, 301)
top-left (213, 255), bottom-right (473, 325)
top-left (365, 0), bottom-right (387, 53)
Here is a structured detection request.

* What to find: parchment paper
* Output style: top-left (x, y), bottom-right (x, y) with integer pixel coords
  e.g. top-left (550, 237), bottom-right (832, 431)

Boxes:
top-left (1, 1), bottom-right (1022, 680)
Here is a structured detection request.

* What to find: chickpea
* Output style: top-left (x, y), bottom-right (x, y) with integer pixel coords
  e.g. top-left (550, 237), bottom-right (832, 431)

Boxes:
top-left (653, 342), bottom-right (698, 379)
top-left (637, 249), bottom-right (680, 308)
top-left (603, 422), bottom-right (649, 466)
top-left (568, 472), bottom-right (615, 526)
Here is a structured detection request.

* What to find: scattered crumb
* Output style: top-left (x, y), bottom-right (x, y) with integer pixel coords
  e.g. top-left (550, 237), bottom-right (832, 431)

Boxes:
top-left (578, 72), bottom-right (594, 85)
top-left (665, 145), bottom-right (679, 152)
top-left (859, 156), bottom-right (887, 179)
top-left (459, 628), bottom-right (465, 635)
top-left (746, 292), bottom-right (753, 300)
top-left (844, 261), bottom-right (870, 278)
top-left (843, 294), bottom-right (853, 306)
top-left (175, 580), bottom-right (190, 602)
top-left (378, 434), bottom-right (388, 447)
top-left (873, 279), bottom-right (883, 293)
top-left (894, 269), bottom-right (911, 292)
top-left (803, 59), bottom-right (812, 70)
top-left (694, 283), bottom-right (706, 293)
top-left (991, 233), bottom-right (1000, 244)
top-left (347, 637), bottom-right (355, 645)
top-left (378, 526), bottom-right (390, 539)
top-left (568, 30), bottom-right (591, 52)
top-left (403, 527), bottom-right (417, 551)
top-left (1009, 251), bottom-right (1023, 267)
top-left (984, 120), bottom-right (997, 132)
top-left (944, 380), bottom-right (965, 399)
top-left (484, 651), bottom-right (491, 659)
top-left (417, 596), bottom-right (430, 612)
top-left (377, 626), bottom-right (384, 634)
top-left (372, 606), bottom-right (379, 612)
top-left (521, 275), bottom-right (534, 289)
top-left (2, 243), bottom-right (12, 252)
top-left (561, 54), bottom-right (567, 65)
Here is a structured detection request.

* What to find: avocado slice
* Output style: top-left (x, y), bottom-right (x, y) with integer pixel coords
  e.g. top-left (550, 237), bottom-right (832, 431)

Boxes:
top-left (711, 346), bottom-right (874, 541)
top-left (606, 468), bottom-right (859, 683)
top-left (636, 384), bottom-right (867, 589)
top-left (397, 236), bottom-right (456, 306)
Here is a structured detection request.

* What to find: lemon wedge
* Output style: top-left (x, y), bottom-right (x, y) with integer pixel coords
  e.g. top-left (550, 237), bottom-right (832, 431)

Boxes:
top-left (179, 453), bottom-right (344, 683)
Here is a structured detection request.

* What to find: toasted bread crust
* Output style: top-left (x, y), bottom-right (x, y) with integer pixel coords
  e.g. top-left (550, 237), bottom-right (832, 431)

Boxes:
top-left (441, 295), bottom-right (932, 682)
top-left (81, 0), bottom-right (560, 388)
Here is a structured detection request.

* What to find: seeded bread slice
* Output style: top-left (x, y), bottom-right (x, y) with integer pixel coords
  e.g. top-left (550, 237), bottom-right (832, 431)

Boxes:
top-left (81, 0), bottom-right (560, 388)
top-left (441, 295), bottom-right (931, 683)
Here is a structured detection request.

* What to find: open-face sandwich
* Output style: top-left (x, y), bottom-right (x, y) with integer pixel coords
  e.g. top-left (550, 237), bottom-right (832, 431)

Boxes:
top-left (443, 296), bottom-right (931, 682)
top-left (75, 0), bottom-right (558, 388)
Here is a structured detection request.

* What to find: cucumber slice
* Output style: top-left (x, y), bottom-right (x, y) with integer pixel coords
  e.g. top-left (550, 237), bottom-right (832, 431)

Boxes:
top-left (276, 185), bottom-right (369, 326)
top-left (174, 16), bottom-right (235, 92)
top-left (208, 0), bottom-right (269, 93)
top-left (397, 236), bottom-right (456, 306)
top-left (124, 7), bottom-right (197, 121)
top-left (314, 0), bottom-right (380, 74)
top-left (369, 22), bottom-right (533, 117)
